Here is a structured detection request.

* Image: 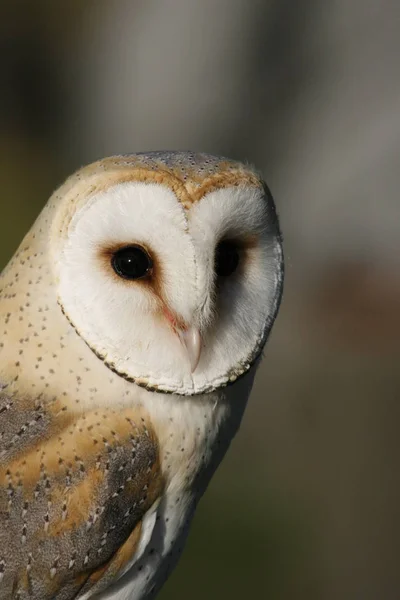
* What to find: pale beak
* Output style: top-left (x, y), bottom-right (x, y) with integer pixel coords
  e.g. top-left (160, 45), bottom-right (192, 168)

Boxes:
top-left (177, 326), bottom-right (202, 373)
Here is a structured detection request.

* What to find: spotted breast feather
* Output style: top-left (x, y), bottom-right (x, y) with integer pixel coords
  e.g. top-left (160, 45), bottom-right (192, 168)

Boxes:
top-left (0, 388), bottom-right (163, 600)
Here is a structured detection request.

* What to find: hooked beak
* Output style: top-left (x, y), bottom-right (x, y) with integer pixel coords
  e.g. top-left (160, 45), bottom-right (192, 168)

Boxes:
top-left (177, 326), bottom-right (202, 373)
top-left (163, 307), bottom-right (202, 372)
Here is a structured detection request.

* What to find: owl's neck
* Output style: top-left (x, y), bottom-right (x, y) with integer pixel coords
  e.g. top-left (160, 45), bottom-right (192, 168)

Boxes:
top-left (128, 373), bottom-right (252, 495)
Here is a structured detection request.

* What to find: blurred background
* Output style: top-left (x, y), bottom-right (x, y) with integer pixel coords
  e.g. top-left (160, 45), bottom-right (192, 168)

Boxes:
top-left (1, 1), bottom-right (399, 598)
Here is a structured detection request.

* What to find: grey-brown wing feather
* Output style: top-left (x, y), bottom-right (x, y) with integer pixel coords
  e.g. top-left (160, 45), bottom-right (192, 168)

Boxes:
top-left (0, 387), bottom-right (163, 600)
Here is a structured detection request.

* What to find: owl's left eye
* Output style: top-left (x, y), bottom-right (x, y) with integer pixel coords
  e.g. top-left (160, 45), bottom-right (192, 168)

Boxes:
top-left (112, 245), bottom-right (153, 280)
top-left (215, 240), bottom-right (240, 277)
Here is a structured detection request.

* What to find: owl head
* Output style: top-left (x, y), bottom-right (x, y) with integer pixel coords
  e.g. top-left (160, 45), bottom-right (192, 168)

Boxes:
top-left (42, 152), bottom-right (283, 395)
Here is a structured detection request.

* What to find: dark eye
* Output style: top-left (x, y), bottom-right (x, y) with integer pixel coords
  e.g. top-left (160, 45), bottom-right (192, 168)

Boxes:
top-left (112, 245), bottom-right (153, 280)
top-left (215, 240), bottom-right (240, 277)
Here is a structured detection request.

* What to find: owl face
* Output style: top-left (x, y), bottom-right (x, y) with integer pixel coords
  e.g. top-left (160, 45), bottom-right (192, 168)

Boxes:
top-left (52, 154), bottom-right (283, 395)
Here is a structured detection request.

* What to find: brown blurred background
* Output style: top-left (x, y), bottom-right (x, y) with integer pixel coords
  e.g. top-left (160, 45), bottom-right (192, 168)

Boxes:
top-left (1, 2), bottom-right (400, 599)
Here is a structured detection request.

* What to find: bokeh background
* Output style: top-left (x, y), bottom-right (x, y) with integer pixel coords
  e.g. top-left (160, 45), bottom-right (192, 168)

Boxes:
top-left (1, 2), bottom-right (400, 599)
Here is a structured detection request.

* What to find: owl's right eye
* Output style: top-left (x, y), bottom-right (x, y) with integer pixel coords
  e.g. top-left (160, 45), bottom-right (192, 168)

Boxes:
top-left (112, 245), bottom-right (153, 280)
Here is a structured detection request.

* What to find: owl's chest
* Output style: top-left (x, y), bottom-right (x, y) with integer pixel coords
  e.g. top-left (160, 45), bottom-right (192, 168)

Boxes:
top-left (96, 394), bottom-right (239, 600)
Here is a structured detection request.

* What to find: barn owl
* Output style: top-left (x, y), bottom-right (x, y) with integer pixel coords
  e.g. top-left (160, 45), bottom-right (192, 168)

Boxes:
top-left (0, 152), bottom-right (283, 600)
